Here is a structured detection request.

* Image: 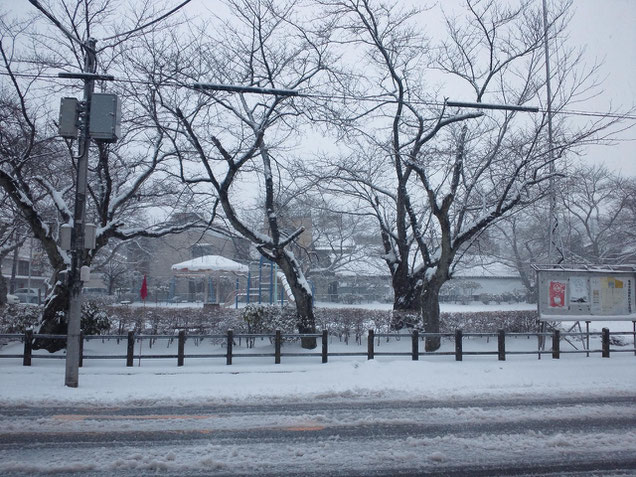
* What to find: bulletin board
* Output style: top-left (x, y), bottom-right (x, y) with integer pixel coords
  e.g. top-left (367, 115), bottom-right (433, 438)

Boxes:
top-left (534, 264), bottom-right (636, 321)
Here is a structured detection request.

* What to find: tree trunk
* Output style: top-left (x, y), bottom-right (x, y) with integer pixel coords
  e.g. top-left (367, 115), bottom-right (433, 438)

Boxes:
top-left (32, 272), bottom-right (70, 352)
top-left (0, 272), bottom-right (7, 306)
top-left (422, 279), bottom-right (443, 351)
top-left (276, 251), bottom-right (317, 349)
top-left (391, 274), bottom-right (422, 330)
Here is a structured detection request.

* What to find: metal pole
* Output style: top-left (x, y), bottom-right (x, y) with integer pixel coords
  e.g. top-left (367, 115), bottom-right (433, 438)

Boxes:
top-left (258, 256), bottom-right (263, 304)
top-left (64, 38), bottom-right (97, 388)
top-left (247, 269), bottom-right (251, 304)
top-left (542, 0), bottom-right (558, 263)
top-left (235, 278), bottom-right (239, 309)
top-left (274, 263), bottom-right (278, 304)
top-left (269, 261), bottom-right (274, 305)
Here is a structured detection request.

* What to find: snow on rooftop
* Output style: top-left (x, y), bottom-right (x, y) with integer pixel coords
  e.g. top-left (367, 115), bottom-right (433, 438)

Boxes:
top-left (171, 255), bottom-right (248, 273)
top-left (453, 259), bottom-right (520, 279)
top-left (334, 256), bottom-right (388, 277)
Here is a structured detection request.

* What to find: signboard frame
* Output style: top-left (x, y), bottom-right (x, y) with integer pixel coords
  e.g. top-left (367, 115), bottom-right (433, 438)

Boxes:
top-left (533, 264), bottom-right (636, 322)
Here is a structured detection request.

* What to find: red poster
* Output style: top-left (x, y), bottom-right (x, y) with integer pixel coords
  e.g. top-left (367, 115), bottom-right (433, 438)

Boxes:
top-left (549, 281), bottom-right (566, 308)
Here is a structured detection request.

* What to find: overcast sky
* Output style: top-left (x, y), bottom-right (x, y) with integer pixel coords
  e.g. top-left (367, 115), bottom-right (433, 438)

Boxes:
top-left (4, 0), bottom-right (635, 176)
top-left (565, 0), bottom-right (635, 175)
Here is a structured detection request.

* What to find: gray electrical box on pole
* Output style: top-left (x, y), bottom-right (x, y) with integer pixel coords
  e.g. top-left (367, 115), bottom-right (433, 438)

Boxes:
top-left (89, 93), bottom-right (121, 142)
top-left (59, 97), bottom-right (79, 138)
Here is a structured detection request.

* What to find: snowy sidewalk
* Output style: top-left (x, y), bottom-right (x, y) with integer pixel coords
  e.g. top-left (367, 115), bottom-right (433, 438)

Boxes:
top-left (1, 354), bottom-right (634, 408)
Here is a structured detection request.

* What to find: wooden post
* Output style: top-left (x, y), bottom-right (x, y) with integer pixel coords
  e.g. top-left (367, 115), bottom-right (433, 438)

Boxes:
top-left (79, 331), bottom-right (84, 368)
top-left (586, 321), bottom-right (591, 358)
top-left (633, 321), bottom-right (635, 357)
top-left (455, 329), bottom-right (463, 361)
top-left (23, 329), bottom-right (32, 366)
top-left (498, 329), bottom-right (506, 361)
top-left (227, 329), bottom-right (233, 365)
top-left (126, 331), bottom-right (134, 367)
top-left (552, 329), bottom-right (560, 359)
top-left (275, 329), bottom-right (281, 364)
top-left (367, 329), bottom-right (374, 360)
top-left (322, 329), bottom-right (328, 364)
top-left (602, 327), bottom-right (610, 358)
top-left (177, 330), bottom-right (185, 366)
top-left (412, 329), bottom-right (419, 361)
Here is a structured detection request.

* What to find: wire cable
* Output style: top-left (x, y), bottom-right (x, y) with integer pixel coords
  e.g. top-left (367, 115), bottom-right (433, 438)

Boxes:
top-left (1, 71), bottom-right (635, 121)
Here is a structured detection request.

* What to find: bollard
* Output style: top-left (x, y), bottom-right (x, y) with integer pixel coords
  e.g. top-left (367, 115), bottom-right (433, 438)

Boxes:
top-left (455, 329), bottom-right (463, 361)
top-left (498, 329), bottom-right (506, 361)
top-left (227, 329), bottom-right (233, 365)
top-left (79, 331), bottom-right (84, 368)
top-left (23, 329), bottom-right (33, 366)
top-left (552, 329), bottom-right (560, 359)
top-left (126, 331), bottom-right (134, 367)
top-left (322, 330), bottom-right (328, 364)
top-left (367, 329), bottom-right (375, 360)
top-left (602, 328), bottom-right (610, 358)
top-left (275, 329), bottom-right (281, 364)
top-left (412, 329), bottom-right (419, 361)
top-left (177, 330), bottom-right (186, 366)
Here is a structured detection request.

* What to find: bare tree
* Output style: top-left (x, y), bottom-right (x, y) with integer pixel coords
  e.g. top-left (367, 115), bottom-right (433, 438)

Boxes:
top-left (310, 1), bottom-right (481, 323)
top-left (496, 165), bottom-right (636, 297)
top-left (130, 0), bottom-right (334, 348)
top-left (315, 0), bottom-right (622, 350)
top-left (561, 164), bottom-right (634, 264)
top-left (0, 3), bottom-right (204, 350)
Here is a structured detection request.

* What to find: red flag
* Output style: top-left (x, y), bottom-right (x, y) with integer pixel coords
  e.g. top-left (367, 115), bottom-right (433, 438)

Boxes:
top-left (140, 275), bottom-right (148, 301)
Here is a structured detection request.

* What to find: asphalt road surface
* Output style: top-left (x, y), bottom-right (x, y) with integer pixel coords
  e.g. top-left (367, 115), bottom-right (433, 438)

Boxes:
top-left (1, 395), bottom-right (635, 476)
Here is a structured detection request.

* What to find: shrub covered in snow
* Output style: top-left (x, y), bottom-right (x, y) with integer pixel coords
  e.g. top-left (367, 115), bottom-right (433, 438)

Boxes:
top-left (440, 310), bottom-right (538, 333)
top-left (242, 305), bottom-right (298, 334)
top-left (0, 303), bottom-right (539, 337)
top-left (0, 305), bottom-right (40, 333)
top-left (81, 302), bottom-right (112, 335)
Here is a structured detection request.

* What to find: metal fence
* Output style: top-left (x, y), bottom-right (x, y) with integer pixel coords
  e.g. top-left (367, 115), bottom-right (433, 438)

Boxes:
top-left (1, 327), bottom-right (635, 367)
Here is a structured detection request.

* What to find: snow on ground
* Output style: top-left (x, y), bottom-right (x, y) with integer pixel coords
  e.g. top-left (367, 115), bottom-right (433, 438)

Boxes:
top-left (0, 302), bottom-right (634, 408)
top-left (0, 336), bottom-right (634, 408)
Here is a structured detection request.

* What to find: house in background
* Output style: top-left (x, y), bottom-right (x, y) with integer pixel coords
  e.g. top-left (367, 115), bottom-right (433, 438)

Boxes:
top-left (441, 259), bottom-right (527, 303)
top-left (1, 239), bottom-right (49, 299)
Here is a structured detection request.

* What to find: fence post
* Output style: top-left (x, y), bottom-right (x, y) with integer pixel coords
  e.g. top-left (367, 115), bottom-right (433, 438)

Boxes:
top-left (498, 329), bottom-right (506, 361)
top-left (455, 329), bottom-right (463, 361)
top-left (552, 330), bottom-right (560, 359)
top-left (79, 331), bottom-right (84, 368)
top-left (177, 330), bottom-right (186, 366)
top-left (322, 329), bottom-right (328, 364)
top-left (126, 331), bottom-right (134, 367)
top-left (275, 329), bottom-right (281, 364)
top-left (602, 328), bottom-right (610, 358)
top-left (367, 329), bottom-right (374, 360)
top-left (23, 329), bottom-right (33, 366)
top-left (227, 329), bottom-right (233, 365)
top-left (412, 329), bottom-right (419, 361)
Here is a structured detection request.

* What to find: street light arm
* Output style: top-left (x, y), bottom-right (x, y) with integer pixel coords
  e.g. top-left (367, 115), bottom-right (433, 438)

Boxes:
top-left (446, 100), bottom-right (539, 113)
top-left (192, 83), bottom-right (299, 97)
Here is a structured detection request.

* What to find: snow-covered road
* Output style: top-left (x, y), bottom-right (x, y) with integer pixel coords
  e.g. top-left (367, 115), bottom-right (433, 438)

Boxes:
top-left (1, 396), bottom-right (635, 476)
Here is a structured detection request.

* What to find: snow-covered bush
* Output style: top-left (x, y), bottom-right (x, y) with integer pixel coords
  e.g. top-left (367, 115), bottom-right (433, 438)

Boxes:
top-left (81, 301), bottom-right (112, 335)
top-left (0, 304), bottom-right (539, 338)
top-left (0, 305), bottom-right (40, 333)
top-left (241, 304), bottom-right (297, 333)
top-left (440, 310), bottom-right (537, 333)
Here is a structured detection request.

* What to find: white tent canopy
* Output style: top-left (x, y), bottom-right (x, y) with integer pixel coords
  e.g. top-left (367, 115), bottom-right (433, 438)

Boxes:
top-left (171, 255), bottom-right (248, 275)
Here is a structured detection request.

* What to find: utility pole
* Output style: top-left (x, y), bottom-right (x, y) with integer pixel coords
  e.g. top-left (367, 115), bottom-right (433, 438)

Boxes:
top-left (542, 0), bottom-right (560, 264)
top-left (64, 38), bottom-right (97, 388)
